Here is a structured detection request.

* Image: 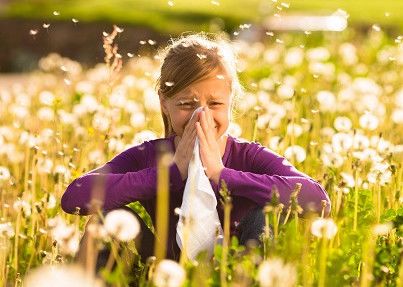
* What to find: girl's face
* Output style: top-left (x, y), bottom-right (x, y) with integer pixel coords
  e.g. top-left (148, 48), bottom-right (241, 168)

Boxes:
top-left (161, 70), bottom-right (232, 140)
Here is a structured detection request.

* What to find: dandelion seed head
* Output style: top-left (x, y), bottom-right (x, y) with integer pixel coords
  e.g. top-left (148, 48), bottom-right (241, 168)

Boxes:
top-left (373, 222), bottom-right (393, 236)
top-left (153, 259), bottom-right (186, 287)
top-left (257, 258), bottom-right (296, 287)
top-left (104, 209), bottom-right (140, 242)
top-left (0, 166), bottom-right (11, 182)
top-left (311, 218), bottom-right (338, 239)
top-left (284, 145), bottom-right (306, 163)
top-left (0, 222), bottom-right (14, 238)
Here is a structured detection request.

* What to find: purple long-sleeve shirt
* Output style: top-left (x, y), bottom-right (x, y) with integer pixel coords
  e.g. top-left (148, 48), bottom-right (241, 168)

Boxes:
top-left (61, 134), bottom-right (330, 259)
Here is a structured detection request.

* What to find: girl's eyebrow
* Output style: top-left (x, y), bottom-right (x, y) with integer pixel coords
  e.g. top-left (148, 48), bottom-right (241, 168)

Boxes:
top-left (177, 94), bottom-right (223, 101)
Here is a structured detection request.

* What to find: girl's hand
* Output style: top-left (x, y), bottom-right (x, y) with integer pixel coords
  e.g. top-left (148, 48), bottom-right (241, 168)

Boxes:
top-left (196, 106), bottom-right (225, 184)
top-left (173, 110), bottom-right (201, 181)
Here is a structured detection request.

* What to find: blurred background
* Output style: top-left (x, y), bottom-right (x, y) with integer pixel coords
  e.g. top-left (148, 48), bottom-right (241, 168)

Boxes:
top-left (0, 0), bottom-right (402, 73)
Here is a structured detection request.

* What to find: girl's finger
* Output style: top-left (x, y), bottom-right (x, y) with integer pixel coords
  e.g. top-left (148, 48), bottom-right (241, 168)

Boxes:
top-left (196, 121), bottom-right (207, 148)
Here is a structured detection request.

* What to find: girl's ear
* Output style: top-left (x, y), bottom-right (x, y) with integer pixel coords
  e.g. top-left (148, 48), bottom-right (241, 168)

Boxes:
top-left (158, 90), bottom-right (168, 115)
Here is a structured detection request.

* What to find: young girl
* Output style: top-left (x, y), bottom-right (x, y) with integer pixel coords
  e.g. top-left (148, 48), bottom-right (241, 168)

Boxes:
top-left (61, 33), bottom-right (331, 264)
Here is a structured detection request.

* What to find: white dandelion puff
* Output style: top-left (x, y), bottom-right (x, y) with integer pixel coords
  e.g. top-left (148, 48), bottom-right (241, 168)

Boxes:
top-left (153, 259), bottom-right (186, 287)
top-left (284, 145), bottom-right (306, 163)
top-left (359, 113), bottom-right (379, 130)
top-left (104, 209), bottom-right (140, 242)
top-left (257, 258), bottom-right (296, 287)
top-left (311, 218), bottom-right (338, 239)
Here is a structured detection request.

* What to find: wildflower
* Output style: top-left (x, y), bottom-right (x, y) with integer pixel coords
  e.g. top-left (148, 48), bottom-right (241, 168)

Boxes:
top-left (359, 113), bottom-right (379, 130)
top-left (13, 199), bottom-right (32, 217)
top-left (284, 145), bottom-right (306, 163)
top-left (316, 90), bottom-right (336, 112)
top-left (132, 130), bottom-right (157, 145)
top-left (0, 222), bottom-right (15, 238)
top-left (104, 209), bottom-right (140, 242)
top-left (24, 264), bottom-right (103, 287)
top-left (227, 122), bottom-right (242, 137)
top-left (257, 258), bottom-right (297, 287)
top-left (372, 222), bottom-right (393, 236)
top-left (153, 259), bottom-right (186, 287)
top-left (311, 218), bottom-right (338, 239)
top-left (333, 116), bottom-right (352, 132)
top-left (0, 166), bottom-right (11, 183)
top-left (277, 84), bottom-right (294, 99)
top-left (130, 112), bottom-right (146, 128)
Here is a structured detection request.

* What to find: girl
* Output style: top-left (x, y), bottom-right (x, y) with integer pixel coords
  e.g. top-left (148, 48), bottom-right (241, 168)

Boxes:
top-left (61, 33), bottom-right (331, 264)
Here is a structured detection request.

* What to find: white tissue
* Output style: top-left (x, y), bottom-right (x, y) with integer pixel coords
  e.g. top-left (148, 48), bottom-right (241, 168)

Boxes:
top-left (175, 107), bottom-right (223, 260)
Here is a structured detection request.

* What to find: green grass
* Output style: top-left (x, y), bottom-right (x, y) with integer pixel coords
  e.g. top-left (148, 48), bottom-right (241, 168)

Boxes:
top-left (2, 0), bottom-right (403, 33)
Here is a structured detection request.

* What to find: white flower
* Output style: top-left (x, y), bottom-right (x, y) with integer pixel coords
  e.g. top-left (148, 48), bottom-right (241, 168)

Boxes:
top-left (13, 199), bottom-right (32, 217)
top-left (340, 172), bottom-right (355, 187)
top-left (331, 133), bottom-right (353, 153)
top-left (0, 222), bottom-right (15, 238)
top-left (284, 47), bottom-right (304, 68)
top-left (130, 112), bottom-right (146, 128)
top-left (284, 145), bottom-right (306, 163)
top-left (0, 166), bottom-right (11, 183)
top-left (359, 113), bottom-right (379, 130)
top-left (277, 84), bottom-right (294, 99)
top-left (316, 91), bottom-right (336, 112)
top-left (24, 264), bottom-right (104, 287)
top-left (373, 222), bottom-right (393, 236)
top-left (39, 91), bottom-right (55, 106)
top-left (92, 112), bottom-right (111, 132)
top-left (311, 218), bottom-right (338, 239)
top-left (306, 47), bottom-right (330, 62)
top-left (333, 116), bottom-right (352, 132)
top-left (286, 123), bottom-right (303, 137)
top-left (227, 122), bottom-right (242, 137)
top-left (104, 209), bottom-right (140, 242)
top-left (88, 150), bottom-right (105, 165)
top-left (153, 259), bottom-right (186, 287)
top-left (132, 130), bottom-right (157, 145)
top-left (257, 258), bottom-right (297, 287)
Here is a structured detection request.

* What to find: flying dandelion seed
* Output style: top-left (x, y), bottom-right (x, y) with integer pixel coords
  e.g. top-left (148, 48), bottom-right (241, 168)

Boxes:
top-left (274, 13), bottom-right (281, 18)
top-left (53, 11), bottom-right (60, 16)
top-left (304, 30), bottom-right (311, 35)
top-left (216, 74), bottom-right (225, 80)
top-left (64, 79), bottom-right (72, 85)
top-left (127, 52), bottom-right (134, 58)
top-left (165, 81), bottom-right (174, 87)
top-left (281, 2), bottom-right (290, 8)
top-left (102, 31), bottom-right (108, 37)
top-left (72, 18), bottom-right (79, 23)
top-left (276, 6), bottom-right (283, 11)
top-left (148, 39), bottom-right (156, 45)
top-left (275, 38), bottom-right (284, 44)
top-left (266, 31), bottom-right (274, 36)
top-left (42, 23), bottom-right (50, 29)
top-left (168, 1), bottom-right (174, 6)
top-left (115, 25), bottom-right (124, 33)
top-left (196, 53), bottom-right (207, 60)
top-left (60, 65), bottom-right (68, 72)
top-left (372, 24), bottom-right (381, 32)
top-left (29, 29), bottom-right (38, 36)
top-left (384, 12), bottom-right (390, 17)
top-left (211, 0), bottom-right (220, 6)
top-left (233, 31), bottom-right (239, 36)
top-left (139, 40), bottom-right (147, 45)
top-left (239, 24), bottom-right (252, 30)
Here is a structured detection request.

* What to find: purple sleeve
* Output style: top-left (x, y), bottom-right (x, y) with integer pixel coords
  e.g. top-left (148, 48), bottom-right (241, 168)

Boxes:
top-left (61, 142), bottom-right (185, 215)
top-left (216, 144), bottom-right (331, 216)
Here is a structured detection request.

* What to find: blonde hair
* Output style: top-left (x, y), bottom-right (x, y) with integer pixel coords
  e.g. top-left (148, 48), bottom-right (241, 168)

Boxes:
top-left (156, 32), bottom-right (243, 137)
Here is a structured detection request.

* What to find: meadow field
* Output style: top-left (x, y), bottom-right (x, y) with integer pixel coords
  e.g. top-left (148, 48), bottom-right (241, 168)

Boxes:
top-left (0, 25), bottom-right (402, 286)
